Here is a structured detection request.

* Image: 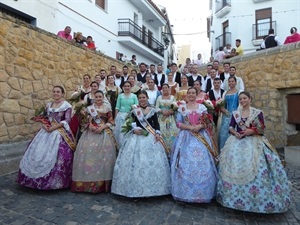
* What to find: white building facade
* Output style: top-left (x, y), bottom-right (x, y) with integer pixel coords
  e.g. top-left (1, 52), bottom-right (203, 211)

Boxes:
top-left (208, 0), bottom-right (300, 55)
top-left (0, 0), bottom-right (175, 69)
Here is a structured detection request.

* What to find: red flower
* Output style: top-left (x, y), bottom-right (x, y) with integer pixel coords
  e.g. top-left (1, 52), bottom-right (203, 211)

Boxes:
top-left (196, 99), bottom-right (204, 104)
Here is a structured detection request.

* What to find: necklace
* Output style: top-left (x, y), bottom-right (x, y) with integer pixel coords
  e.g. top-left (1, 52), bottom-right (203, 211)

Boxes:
top-left (139, 104), bottom-right (148, 109)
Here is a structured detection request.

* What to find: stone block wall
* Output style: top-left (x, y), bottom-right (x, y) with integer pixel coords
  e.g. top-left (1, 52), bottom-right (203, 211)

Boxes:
top-left (0, 13), bottom-right (128, 143)
top-left (199, 43), bottom-right (300, 147)
top-left (1, 12), bottom-right (300, 148)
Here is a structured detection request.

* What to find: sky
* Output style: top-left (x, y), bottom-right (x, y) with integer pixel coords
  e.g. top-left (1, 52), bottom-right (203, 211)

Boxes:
top-left (153, 0), bottom-right (211, 62)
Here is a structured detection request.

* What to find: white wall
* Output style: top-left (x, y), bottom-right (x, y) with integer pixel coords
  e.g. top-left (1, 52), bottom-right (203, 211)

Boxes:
top-left (211, 0), bottom-right (300, 54)
top-left (1, 0), bottom-right (167, 68)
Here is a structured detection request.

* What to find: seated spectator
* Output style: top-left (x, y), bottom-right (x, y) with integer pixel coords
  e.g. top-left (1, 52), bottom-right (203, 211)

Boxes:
top-left (224, 44), bottom-right (232, 54)
top-left (73, 32), bottom-right (85, 46)
top-left (225, 48), bottom-right (236, 59)
top-left (130, 55), bottom-right (137, 65)
top-left (86, 36), bottom-right (96, 50)
top-left (57, 26), bottom-right (72, 41)
top-left (284, 27), bottom-right (300, 44)
top-left (214, 47), bottom-right (225, 62)
top-left (261, 29), bottom-right (282, 49)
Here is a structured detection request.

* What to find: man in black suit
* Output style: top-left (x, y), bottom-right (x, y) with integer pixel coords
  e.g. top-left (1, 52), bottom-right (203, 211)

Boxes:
top-left (137, 62), bottom-right (148, 83)
top-left (188, 64), bottom-right (203, 87)
top-left (154, 64), bottom-right (166, 91)
top-left (114, 69), bottom-right (124, 88)
top-left (149, 64), bottom-right (157, 79)
top-left (170, 63), bottom-right (181, 87)
top-left (219, 62), bottom-right (230, 82)
top-left (208, 78), bottom-right (224, 126)
top-left (205, 68), bottom-right (222, 93)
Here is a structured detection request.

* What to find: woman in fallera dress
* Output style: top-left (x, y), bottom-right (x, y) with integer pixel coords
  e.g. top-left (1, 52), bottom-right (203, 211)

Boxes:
top-left (217, 91), bottom-right (291, 213)
top-left (18, 86), bottom-right (75, 190)
top-left (84, 81), bottom-right (100, 106)
top-left (167, 72), bottom-right (178, 96)
top-left (105, 75), bottom-right (122, 118)
top-left (69, 74), bottom-right (91, 137)
top-left (174, 75), bottom-right (189, 101)
top-left (111, 91), bottom-right (171, 197)
top-left (218, 76), bottom-right (239, 149)
top-left (71, 91), bottom-right (117, 193)
top-left (127, 75), bottom-right (141, 96)
top-left (155, 83), bottom-right (178, 152)
top-left (114, 81), bottom-right (138, 148)
top-left (193, 80), bottom-right (207, 101)
top-left (170, 87), bottom-right (218, 203)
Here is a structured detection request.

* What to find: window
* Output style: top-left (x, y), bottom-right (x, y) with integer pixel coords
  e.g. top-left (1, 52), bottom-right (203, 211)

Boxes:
top-left (95, 0), bottom-right (105, 10)
top-left (0, 3), bottom-right (36, 25)
top-left (255, 8), bottom-right (272, 39)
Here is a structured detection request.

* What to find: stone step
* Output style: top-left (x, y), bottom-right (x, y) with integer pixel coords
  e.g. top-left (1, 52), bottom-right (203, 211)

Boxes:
top-left (284, 146), bottom-right (300, 168)
top-left (0, 140), bottom-right (30, 176)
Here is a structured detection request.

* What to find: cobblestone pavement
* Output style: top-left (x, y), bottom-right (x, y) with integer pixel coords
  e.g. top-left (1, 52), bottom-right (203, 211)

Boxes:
top-left (0, 165), bottom-right (299, 225)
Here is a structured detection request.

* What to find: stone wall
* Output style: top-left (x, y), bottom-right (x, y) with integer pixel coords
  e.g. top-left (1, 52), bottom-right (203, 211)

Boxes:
top-left (199, 43), bottom-right (300, 148)
top-left (0, 13), bottom-right (128, 143)
top-left (1, 13), bottom-right (300, 148)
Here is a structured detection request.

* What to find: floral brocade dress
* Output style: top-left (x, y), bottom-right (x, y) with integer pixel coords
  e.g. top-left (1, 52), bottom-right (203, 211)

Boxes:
top-left (217, 107), bottom-right (291, 213)
top-left (112, 108), bottom-right (171, 197)
top-left (71, 104), bottom-right (117, 193)
top-left (155, 95), bottom-right (178, 152)
top-left (170, 103), bottom-right (218, 203)
top-left (17, 101), bottom-right (74, 190)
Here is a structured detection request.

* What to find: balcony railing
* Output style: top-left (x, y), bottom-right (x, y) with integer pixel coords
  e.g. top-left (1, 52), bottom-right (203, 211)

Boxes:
top-left (215, 32), bottom-right (231, 51)
top-left (118, 19), bottom-right (164, 57)
top-left (215, 0), bottom-right (231, 15)
top-left (252, 21), bottom-right (276, 40)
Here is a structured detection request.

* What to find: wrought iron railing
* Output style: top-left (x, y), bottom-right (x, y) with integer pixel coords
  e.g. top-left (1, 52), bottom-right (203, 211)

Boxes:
top-left (215, 32), bottom-right (231, 50)
top-left (118, 19), bottom-right (164, 57)
top-left (252, 21), bottom-right (276, 40)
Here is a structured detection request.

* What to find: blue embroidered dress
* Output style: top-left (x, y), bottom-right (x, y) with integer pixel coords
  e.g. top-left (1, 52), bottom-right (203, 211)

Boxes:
top-left (217, 107), bottom-right (291, 213)
top-left (218, 91), bottom-right (239, 149)
top-left (170, 103), bottom-right (218, 203)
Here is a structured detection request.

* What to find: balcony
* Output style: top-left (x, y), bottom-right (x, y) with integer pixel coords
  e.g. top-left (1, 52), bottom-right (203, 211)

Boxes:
top-left (215, 0), bottom-right (231, 18)
top-left (215, 32), bottom-right (231, 51)
top-left (252, 21), bottom-right (276, 46)
top-left (252, 0), bottom-right (272, 3)
top-left (118, 19), bottom-right (164, 60)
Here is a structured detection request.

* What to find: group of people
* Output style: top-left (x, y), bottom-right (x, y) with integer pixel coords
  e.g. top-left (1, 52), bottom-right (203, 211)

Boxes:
top-left (17, 61), bottom-right (291, 214)
top-left (57, 26), bottom-right (96, 50)
top-left (260, 27), bottom-right (300, 50)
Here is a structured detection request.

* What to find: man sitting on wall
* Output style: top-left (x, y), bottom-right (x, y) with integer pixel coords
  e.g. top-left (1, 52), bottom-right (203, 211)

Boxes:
top-left (57, 26), bottom-right (72, 41)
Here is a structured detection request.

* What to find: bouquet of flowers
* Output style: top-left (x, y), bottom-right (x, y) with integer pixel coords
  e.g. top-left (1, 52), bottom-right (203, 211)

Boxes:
top-left (68, 89), bottom-right (83, 105)
top-left (213, 98), bottom-right (229, 116)
top-left (31, 105), bottom-right (51, 126)
top-left (171, 102), bottom-right (179, 111)
top-left (121, 115), bottom-right (148, 136)
top-left (202, 99), bottom-right (215, 114)
top-left (200, 113), bottom-right (215, 135)
top-left (74, 101), bottom-right (87, 114)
